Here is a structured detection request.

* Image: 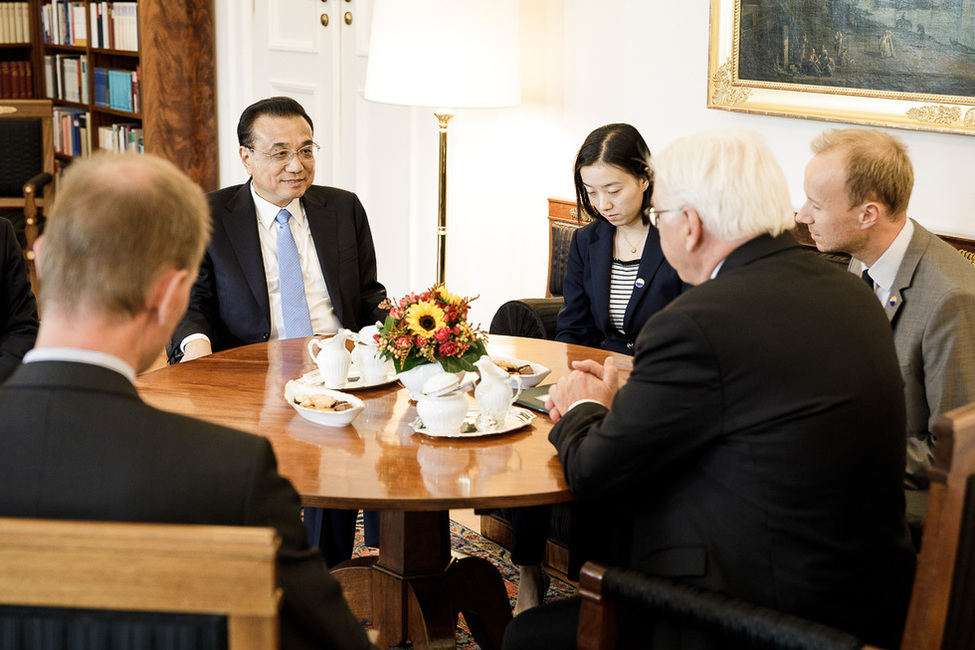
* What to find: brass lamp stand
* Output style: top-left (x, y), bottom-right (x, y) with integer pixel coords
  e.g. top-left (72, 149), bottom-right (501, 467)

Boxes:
top-left (434, 111), bottom-right (454, 285)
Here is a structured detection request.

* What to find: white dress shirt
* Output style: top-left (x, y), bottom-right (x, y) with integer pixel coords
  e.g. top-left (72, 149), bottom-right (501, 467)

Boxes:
top-left (857, 218), bottom-right (913, 308)
top-left (252, 188), bottom-right (342, 339)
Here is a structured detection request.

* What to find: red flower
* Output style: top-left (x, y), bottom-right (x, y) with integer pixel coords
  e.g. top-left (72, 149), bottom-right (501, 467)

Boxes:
top-left (414, 335), bottom-right (429, 348)
top-left (395, 335), bottom-right (412, 349)
top-left (438, 341), bottom-right (459, 357)
top-left (433, 327), bottom-right (451, 343)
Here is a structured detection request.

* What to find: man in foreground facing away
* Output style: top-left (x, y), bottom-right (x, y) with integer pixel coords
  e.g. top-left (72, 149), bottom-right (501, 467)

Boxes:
top-left (0, 153), bottom-right (376, 650)
top-left (504, 127), bottom-right (916, 649)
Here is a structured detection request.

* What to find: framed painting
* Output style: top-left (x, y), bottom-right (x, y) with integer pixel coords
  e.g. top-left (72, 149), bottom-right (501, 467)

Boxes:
top-left (708, 0), bottom-right (975, 135)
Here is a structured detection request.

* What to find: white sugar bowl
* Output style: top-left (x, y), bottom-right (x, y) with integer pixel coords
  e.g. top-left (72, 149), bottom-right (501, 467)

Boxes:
top-left (415, 372), bottom-right (470, 435)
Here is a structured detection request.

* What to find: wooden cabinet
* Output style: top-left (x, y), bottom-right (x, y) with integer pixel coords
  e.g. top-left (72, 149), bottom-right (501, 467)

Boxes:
top-left (8, 0), bottom-right (216, 190)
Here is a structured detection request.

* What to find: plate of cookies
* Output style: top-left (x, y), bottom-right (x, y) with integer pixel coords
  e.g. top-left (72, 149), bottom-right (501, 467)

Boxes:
top-left (284, 380), bottom-right (365, 427)
top-left (487, 356), bottom-right (552, 388)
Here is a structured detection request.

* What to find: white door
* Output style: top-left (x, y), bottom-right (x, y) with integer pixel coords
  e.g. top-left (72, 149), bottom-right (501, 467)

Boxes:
top-left (251, 0), bottom-right (371, 189)
top-left (247, 0), bottom-right (427, 298)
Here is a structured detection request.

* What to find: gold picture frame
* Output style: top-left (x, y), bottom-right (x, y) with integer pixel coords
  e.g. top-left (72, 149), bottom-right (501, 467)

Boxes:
top-left (708, 0), bottom-right (975, 136)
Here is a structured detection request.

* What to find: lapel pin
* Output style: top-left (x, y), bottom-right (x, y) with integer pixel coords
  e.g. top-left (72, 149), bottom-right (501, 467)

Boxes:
top-left (635, 278), bottom-right (645, 288)
top-left (889, 296), bottom-right (898, 307)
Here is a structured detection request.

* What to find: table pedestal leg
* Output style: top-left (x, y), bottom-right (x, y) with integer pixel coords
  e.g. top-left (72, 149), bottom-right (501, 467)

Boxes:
top-left (330, 510), bottom-right (513, 649)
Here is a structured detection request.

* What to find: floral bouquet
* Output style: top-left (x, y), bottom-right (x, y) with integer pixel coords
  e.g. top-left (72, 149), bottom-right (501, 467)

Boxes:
top-left (375, 285), bottom-right (488, 374)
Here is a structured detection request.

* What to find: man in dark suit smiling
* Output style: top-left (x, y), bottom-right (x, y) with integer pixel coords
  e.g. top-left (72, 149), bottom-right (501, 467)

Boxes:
top-left (170, 96), bottom-right (388, 566)
top-left (171, 96), bottom-right (387, 361)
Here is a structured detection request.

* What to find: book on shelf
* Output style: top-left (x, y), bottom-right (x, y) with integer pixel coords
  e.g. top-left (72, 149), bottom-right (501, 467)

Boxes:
top-left (88, 2), bottom-right (139, 51)
top-left (52, 106), bottom-right (91, 157)
top-left (0, 60), bottom-right (32, 99)
top-left (0, 2), bottom-right (30, 44)
top-left (93, 66), bottom-right (107, 107)
top-left (45, 54), bottom-right (88, 103)
top-left (98, 121), bottom-right (142, 153)
top-left (101, 67), bottom-right (138, 113)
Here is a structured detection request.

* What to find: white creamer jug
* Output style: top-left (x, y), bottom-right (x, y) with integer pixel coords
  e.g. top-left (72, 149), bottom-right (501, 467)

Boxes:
top-left (351, 323), bottom-right (390, 383)
top-left (473, 356), bottom-right (522, 431)
top-left (307, 330), bottom-right (352, 388)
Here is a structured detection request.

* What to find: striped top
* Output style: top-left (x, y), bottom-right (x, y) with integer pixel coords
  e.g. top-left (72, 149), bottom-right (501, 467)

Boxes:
top-left (609, 258), bottom-right (641, 333)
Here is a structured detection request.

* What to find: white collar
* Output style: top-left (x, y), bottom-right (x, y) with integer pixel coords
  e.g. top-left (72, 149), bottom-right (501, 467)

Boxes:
top-left (23, 348), bottom-right (137, 384)
top-left (858, 218), bottom-right (913, 294)
top-left (250, 185), bottom-right (304, 232)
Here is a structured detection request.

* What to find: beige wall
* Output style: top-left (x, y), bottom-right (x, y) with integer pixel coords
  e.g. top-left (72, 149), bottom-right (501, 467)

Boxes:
top-left (217, 0), bottom-right (975, 328)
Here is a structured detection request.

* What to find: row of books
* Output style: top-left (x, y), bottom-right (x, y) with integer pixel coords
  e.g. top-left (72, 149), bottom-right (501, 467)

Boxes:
top-left (0, 2), bottom-right (29, 43)
top-left (53, 106), bottom-right (91, 157)
top-left (0, 59), bottom-right (32, 98)
top-left (89, 2), bottom-right (138, 51)
top-left (43, 53), bottom-right (88, 103)
top-left (94, 65), bottom-right (139, 112)
top-left (41, 1), bottom-right (87, 46)
top-left (52, 106), bottom-right (143, 157)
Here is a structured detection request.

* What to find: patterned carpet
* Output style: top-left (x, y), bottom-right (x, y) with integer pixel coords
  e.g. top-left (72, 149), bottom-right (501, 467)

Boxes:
top-left (352, 516), bottom-right (576, 649)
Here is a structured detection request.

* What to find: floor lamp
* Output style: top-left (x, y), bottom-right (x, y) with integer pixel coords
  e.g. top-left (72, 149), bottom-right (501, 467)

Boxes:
top-left (364, 0), bottom-right (521, 286)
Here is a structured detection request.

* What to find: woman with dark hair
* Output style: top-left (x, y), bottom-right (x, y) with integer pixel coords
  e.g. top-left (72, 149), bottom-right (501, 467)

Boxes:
top-left (511, 125), bottom-right (684, 614)
top-left (556, 123), bottom-right (683, 353)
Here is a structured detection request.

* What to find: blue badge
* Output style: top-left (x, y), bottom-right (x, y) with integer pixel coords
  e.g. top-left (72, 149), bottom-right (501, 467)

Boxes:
top-left (635, 278), bottom-right (645, 288)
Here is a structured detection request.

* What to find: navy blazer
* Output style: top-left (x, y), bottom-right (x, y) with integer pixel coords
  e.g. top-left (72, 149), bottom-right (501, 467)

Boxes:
top-left (555, 218), bottom-right (683, 354)
top-left (171, 182), bottom-right (388, 359)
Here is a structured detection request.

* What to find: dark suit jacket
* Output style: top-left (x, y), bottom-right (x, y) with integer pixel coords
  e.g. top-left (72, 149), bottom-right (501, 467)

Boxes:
top-left (550, 233), bottom-right (916, 649)
top-left (171, 182), bottom-right (387, 360)
top-left (555, 219), bottom-right (683, 354)
top-left (0, 361), bottom-right (375, 650)
top-left (0, 218), bottom-right (38, 383)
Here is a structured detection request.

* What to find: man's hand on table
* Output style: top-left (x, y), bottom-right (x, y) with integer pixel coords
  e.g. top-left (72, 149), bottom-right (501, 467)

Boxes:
top-left (545, 357), bottom-right (619, 422)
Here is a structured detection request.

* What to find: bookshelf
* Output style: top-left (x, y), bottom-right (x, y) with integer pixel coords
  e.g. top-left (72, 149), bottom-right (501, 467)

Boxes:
top-left (14, 0), bottom-right (216, 190)
top-left (0, 2), bottom-right (35, 98)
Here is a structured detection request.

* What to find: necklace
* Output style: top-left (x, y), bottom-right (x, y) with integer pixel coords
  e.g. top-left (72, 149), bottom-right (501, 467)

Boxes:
top-left (617, 226), bottom-right (648, 254)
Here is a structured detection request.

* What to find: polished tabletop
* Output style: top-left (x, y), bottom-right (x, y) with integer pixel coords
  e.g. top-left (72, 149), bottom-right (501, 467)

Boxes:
top-left (136, 335), bottom-right (631, 511)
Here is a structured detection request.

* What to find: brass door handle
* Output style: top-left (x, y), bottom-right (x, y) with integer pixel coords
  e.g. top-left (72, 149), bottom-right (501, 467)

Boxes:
top-left (321, 13), bottom-right (329, 26)
top-left (344, 11), bottom-right (353, 25)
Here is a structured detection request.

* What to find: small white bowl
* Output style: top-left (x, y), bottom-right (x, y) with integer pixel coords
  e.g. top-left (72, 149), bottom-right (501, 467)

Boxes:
top-left (284, 380), bottom-right (364, 427)
top-left (487, 356), bottom-right (552, 388)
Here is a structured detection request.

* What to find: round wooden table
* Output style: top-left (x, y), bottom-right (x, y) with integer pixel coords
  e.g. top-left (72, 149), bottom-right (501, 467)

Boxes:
top-left (137, 335), bottom-right (630, 649)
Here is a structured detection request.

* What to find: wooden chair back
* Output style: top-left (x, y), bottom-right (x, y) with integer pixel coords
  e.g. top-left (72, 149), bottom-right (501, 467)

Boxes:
top-left (900, 402), bottom-right (975, 649)
top-left (0, 98), bottom-right (55, 297)
top-left (0, 518), bottom-right (282, 650)
top-left (576, 401), bottom-right (975, 650)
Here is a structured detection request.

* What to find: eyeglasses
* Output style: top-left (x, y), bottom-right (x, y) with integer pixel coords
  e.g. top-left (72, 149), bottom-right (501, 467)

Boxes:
top-left (647, 206), bottom-right (680, 228)
top-left (245, 143), bottom-right (320, 165)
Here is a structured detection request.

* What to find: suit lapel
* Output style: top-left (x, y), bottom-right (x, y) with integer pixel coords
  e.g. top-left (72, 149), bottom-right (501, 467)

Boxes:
top-left (301, 189), bottom-right (345, 325)
top-left (885, 221), bottom-right (928, 324)
top-left (221, 182), bottom-right (271, 322)
top-left (590, 223), bottom-right (614, 331)
top-left (623, 227), bottom-right (667, 332)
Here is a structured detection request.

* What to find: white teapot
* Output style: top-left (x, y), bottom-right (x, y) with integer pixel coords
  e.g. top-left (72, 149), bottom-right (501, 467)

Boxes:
top-left (473, 356), bottom-right (523, 432)
top-left (307, 329), bottom-right (352, 388)
top-left (415, 372), bottom-right (470, 435)
top-left (351, 323), bottom-right (391, 383)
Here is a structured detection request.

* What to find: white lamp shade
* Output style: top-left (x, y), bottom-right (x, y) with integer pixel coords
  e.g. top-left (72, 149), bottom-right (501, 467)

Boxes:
top-left (365, 0), bottom-right (521, 109)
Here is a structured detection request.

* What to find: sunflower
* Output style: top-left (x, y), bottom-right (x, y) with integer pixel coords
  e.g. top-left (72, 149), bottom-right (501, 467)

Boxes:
top-left (404, 300), bottom-right (447, 338)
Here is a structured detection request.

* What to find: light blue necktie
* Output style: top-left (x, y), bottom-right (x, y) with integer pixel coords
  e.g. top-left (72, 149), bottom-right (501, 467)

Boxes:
top-left (275, 208), bottom-right (313, 338)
